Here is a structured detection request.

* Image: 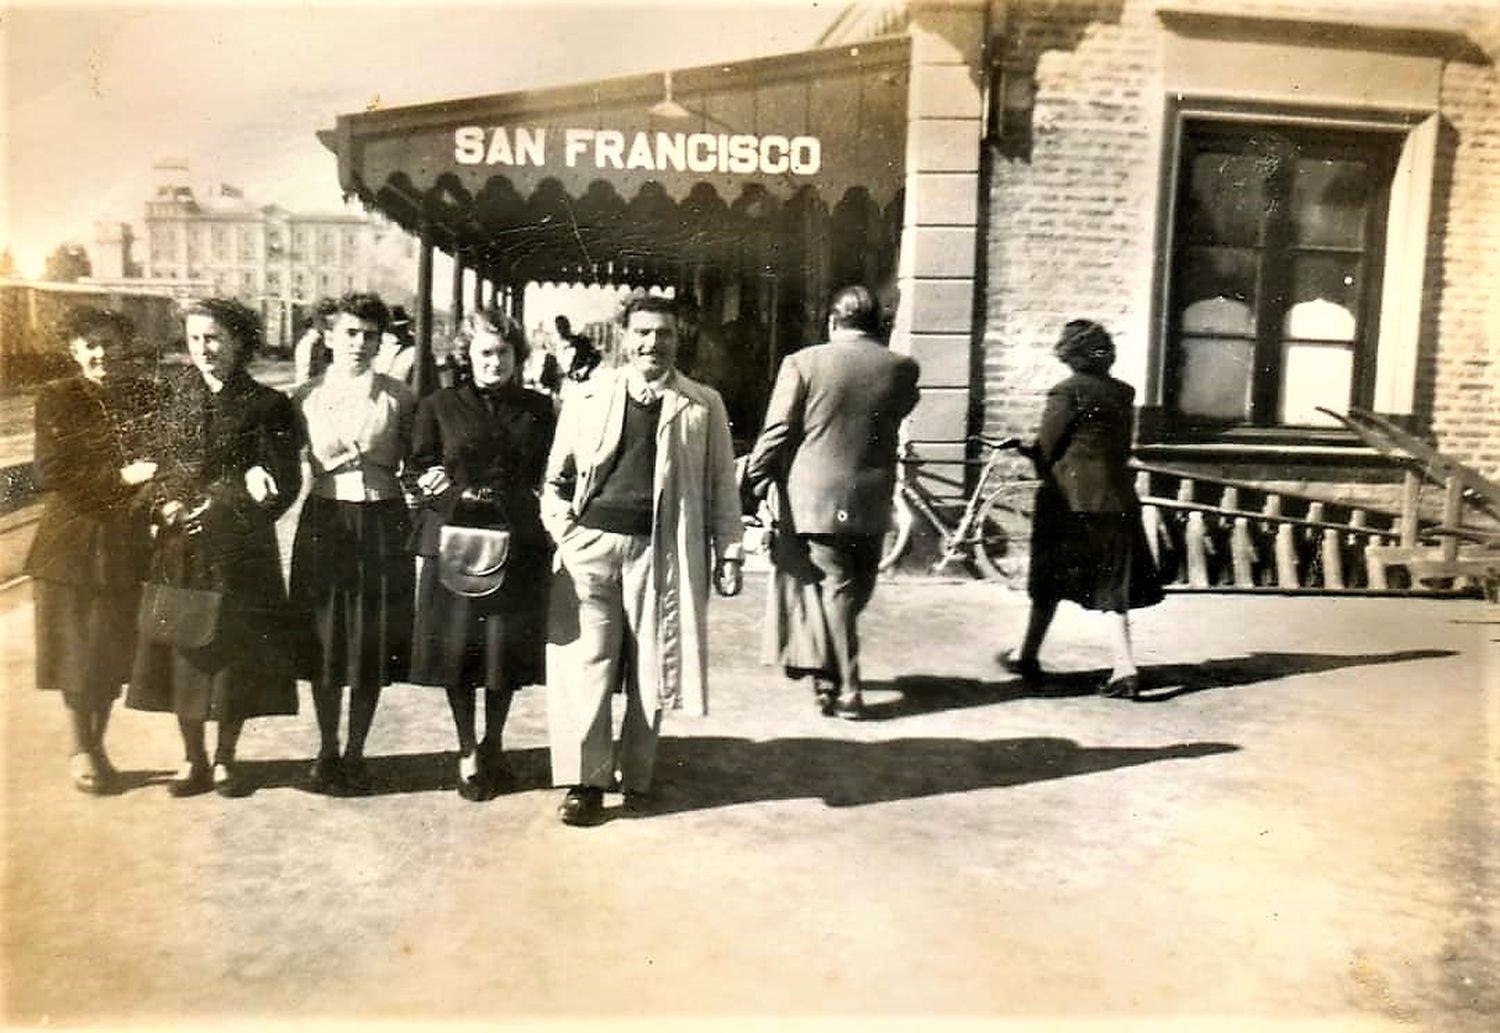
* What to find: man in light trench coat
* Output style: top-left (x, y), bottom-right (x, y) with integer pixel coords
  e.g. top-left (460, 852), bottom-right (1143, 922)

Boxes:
top-left (541, 290), bottom-right (744, 826)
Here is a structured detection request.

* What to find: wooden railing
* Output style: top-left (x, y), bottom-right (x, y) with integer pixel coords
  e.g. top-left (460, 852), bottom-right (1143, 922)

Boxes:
top-left (1131, 462), bottom-right (1482, 594)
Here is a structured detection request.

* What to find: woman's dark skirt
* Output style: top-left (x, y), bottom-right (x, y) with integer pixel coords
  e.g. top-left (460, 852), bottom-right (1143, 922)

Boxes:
top-left (1029, 487), bottom-right (1164, 613)
top-left (127, 528), bottom-right (298, 723)
top-left (33, 579), bottom-right (140, 708)
top-left (289, 495), bottom-right (414, 689)
top-left (408, 539), bottom-right (548, 691)
top-left (127, 596), bottom-right (299, 722)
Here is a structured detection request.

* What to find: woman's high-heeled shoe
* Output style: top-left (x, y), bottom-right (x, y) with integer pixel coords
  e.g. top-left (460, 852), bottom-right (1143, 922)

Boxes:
top-left (996, 649), bottom-right (1044, 683)
top-left (456, 751), bottom-right (484, 802)
top-left (69, 752), bottom-right (100, 795)
top-left (1101, 674), bottom-right (1141, 700)
top-left (168, 760), bottom-right (212, 797)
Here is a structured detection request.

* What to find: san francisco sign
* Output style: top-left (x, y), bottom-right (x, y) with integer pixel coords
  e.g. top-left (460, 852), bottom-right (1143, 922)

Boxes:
top-left (454, 126), bottom-right (823, 176)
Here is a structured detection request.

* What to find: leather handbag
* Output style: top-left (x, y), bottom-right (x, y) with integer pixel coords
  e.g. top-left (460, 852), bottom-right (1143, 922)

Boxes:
top-left (437, 525), bottom-right (512, 597)
top-left (138, 581), bottom-right (222, 650)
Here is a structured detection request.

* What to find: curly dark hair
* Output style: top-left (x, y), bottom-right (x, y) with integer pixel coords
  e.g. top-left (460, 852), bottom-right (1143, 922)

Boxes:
top-left (1054, 319), bottom-right (1116, 374)
top-left (325, 291), bottom-right (390, 332)
top-left (184, 297), bottom-right (264, 361)
top-left (59, 306), bottom-right (134, 349)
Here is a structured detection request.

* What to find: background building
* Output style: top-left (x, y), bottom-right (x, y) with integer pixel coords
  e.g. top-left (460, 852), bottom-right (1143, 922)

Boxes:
top-left (142, 164), bottom-right (415, 350)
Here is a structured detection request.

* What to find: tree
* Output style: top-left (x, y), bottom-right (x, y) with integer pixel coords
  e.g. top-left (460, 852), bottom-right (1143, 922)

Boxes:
top-left (0, 249), bottom-right (15, 278)
top-left (44, 243), bottom-right (91, 282)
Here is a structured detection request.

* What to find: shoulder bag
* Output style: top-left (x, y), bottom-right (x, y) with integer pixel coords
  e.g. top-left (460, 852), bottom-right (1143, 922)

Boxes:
top-left (437, 487), bottom-right (512, 598)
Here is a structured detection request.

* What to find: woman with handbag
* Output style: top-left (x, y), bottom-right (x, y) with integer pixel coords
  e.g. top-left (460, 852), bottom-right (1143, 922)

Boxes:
top-left (26, 308), bottom-right (158, 794)
top-left (289, 292), bottom-right (415, 794)
top-left (408, 307), bottom-right (556, 800)
top-left (998, 319), bottom-right (1164, 699)
top-left (127, 298), bottom-right (303, 797)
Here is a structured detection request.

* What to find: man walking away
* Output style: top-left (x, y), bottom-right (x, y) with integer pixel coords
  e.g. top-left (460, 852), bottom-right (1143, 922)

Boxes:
top-left (745, 285), bottom-right (920, 719)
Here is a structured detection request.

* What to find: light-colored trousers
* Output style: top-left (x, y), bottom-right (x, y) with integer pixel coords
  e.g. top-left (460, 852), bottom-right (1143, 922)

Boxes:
top-left (546, 527), bottom-right (664, 792)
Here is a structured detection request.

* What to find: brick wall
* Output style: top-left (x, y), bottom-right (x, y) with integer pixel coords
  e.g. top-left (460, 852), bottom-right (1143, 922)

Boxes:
top-left (980, 0), bottom-right (1500, 481)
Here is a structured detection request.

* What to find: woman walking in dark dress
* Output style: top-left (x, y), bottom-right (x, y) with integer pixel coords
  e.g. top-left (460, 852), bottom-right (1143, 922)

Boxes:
top-left (127, 298), bottom-right (302, 796)
top-left (289, 293), bottom-right (415, 793)
top-left (409, 307), bottom-right (556, 800)
top-left (998, 319), bottom-right (1163, 698)
top-left (26, 308), bottom-right (158, 793)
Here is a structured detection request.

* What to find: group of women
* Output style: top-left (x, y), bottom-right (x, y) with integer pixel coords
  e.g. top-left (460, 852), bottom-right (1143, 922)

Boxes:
top-left (28, 292), bottom-right (1161, 801)
top-left (28, 294), bottom-right (553, 800)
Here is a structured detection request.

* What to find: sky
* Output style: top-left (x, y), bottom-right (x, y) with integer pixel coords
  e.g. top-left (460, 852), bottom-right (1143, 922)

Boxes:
top-left (1, 0), bottom-right (846, 278)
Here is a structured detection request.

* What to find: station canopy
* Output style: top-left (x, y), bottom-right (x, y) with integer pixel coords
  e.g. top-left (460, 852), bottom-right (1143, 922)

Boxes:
top-left (320, 37), bottom-right (910, 288)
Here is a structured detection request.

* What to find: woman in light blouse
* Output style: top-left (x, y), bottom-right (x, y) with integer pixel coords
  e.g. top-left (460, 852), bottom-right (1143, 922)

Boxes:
top-left (289, 293), bottom-right (416, 793)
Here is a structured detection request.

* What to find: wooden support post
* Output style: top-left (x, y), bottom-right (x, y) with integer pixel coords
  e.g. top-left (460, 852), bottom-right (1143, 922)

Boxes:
top-left (473, 268), bottom-right (485, 311)
top-left (413, 219), bottom-right (435, 400)
top-left (1441, 476), bottom-right (1463, 564)
top-left (1400, 470), bottom-right (1421, 548)
top-left (450, 250), bottom-right (465, 329)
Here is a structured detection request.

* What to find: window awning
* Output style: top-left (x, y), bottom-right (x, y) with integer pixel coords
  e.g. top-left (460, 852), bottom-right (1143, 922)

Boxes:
top-left (319, 36), bottom-right (910, 283)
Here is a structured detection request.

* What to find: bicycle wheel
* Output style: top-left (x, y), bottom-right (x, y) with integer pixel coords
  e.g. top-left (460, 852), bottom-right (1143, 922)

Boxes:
top-left (878, 493), bottom-right (915, 573)
top-left (972, 482), bottom-right (1036, 583)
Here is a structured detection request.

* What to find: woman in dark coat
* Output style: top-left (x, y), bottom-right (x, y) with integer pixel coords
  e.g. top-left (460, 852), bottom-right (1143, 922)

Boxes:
top-left (999, 319), bottom-right (1163, 699)
top-left (26, 308), bottom-right (158, 793)
top-left (289, 292), bottom-right (415, 793)
top-left (127, 298), bottom-right (302, 796)
top-left (409, 306), bottom-right (556, 800)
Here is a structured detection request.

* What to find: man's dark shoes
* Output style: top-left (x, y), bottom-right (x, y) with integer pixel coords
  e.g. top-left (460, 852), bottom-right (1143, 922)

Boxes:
top-left (558, 786), bottom-right (605, 826)
top-left (996, 649), bottom-right (1044, 683)
top-left (833, 692), bottom-right (864, 721)
top-left (813, 677), bottom-right (838, 717)
top-left (621, 789), bottom-right (655, 817)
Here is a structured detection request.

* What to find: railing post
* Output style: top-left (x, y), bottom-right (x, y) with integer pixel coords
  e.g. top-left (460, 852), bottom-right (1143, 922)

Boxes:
top-left (1441, 475), bottom-right (1463, 565)
top-left (1400, 470), bottom-right (1421, 548)
top-left (1137, 471), bottom-right (1163, 567)
top-left (1181, 479), bottom-right (1209, 588)
top-left (1356, 509), bottom-right (1387, 590)
top-left (1222, 487), bottom-right (1255, 588)
top-left (1305, 502), bottom-right (1325, 587)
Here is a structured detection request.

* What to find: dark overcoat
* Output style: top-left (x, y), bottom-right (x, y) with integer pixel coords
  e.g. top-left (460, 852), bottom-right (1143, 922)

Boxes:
top-left (1028, 369), bottom-right (1162, 611)
top-left (26, 374), bottom-right (158, 704)
top-left (127, 368), bottom-right (303, 721)
top-left (1033, 371), bottom-right (1140, 513)
top-left (25, 374), bottom-right (157, 587)
top-left (407, 381), bottom-right (556, 690)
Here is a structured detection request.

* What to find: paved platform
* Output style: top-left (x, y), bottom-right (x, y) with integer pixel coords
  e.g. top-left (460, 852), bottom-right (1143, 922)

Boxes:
top-left (1, 572), bottom-right (1496, 1030)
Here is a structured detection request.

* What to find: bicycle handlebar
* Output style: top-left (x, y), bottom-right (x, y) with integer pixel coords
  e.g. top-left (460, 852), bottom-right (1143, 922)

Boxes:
top-left (968, 434), bottom-right (1024, 451)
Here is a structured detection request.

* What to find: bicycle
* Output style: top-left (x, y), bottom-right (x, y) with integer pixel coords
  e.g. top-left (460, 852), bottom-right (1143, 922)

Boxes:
top-left (879, 435), bottom-right (1037, 580)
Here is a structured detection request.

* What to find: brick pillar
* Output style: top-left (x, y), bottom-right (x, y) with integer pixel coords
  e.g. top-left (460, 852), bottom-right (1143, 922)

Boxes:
top-left (895, 0), bottom-right (990, 487)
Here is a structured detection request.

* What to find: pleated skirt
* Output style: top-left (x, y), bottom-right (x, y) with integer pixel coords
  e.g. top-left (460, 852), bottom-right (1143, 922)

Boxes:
top-left (288, 495), bottom-right (415, 689)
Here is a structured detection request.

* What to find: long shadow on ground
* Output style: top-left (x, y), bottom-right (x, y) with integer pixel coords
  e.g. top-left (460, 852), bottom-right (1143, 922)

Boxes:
top-left (862, 648), bottom-right (1455, 720)
top-left (638, 735), bottom-right (1238, 816)
top-left (226, 737), bottom-right (1235, 811)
